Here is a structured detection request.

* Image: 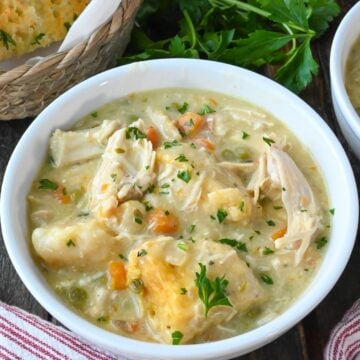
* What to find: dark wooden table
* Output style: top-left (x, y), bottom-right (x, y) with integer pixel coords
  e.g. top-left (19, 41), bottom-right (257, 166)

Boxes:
top-left (1, 1), bottom-right (359, 358)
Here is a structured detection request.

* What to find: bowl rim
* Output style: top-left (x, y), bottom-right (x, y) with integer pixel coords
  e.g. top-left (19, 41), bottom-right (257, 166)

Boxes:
top-left (330, 2), bottom-right (360, 137)
top-left (1, 58), bottom-right (358, 359)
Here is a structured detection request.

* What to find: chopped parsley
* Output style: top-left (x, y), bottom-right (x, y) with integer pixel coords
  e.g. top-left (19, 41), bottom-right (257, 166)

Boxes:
top-left (118, 254), bottom-right (128, 261)
top-left (145, 184), bottom-right (155, 194)
top-left (273, 205), bottom-right (283, 210)
top-left (177, 170), bottom-right (191, 183)
top-left (161, 183), bottom-right (170, 189)
top-left (164, 139), bottom-right (181, 149)
top-left (329, 208), bottom-right (335, 216)
top-left (219, 238), bottom-right (247, 252)
top-left (159, 191), bottom-right (169, 195)
top-left (262, 137), bottom-right (275, 146)
top-left (64, 22), bottom-right (71, 31)
top-left (242, 131), bottom-right (250, 140)
top-left (188, 224), bottom-right (196, 233)
top-left (315, 237), bottom-right (328, 249)
top-left (142, 200), bottom-right (153, 212)
top-left (164, 210), bottom-right (170, 215)
top-left (177, 242), bottom-right (188, 251)
top-left (180, 288), bottom-right (188, 295)
top-left (171, 330), bottom-right (183, 345)
top-left (266, 219), bottom-right (276, 226)
top-left (97, 316), bottom-right (107, 322)
top-left (145, 165), bottom-right (150, 170)
top-left (115, 147), bottom-right (125, 154)
top-left (195, 263), bottom-right (232, 317)
top-left (137, 249), bottom-right (147, 257)
top-left (198, 104), bottom-right (216, 115)
top-left (91, 111), bottom-right (98, 118)
top-left (126, 127), bottom-right (147, 140)
top-left (175, 154), bottom-right (188, 162)
top-left (239, 201), bottom-right (245, 213)
top-left (254, 230), bottom-right (261, 235)
top-left (177, 102), bottom-right (188, 114)
top-left (263, 247), bottom-right (274, 255)
top-left (31, 33), bottom-right (45, 45)
top-left (38, 179), bottom-right (58, 190)
top-left (66, 239), bottom-right (76, 247)
top-left (260, 273), bottom-right (274, 285)
top-left (216, 209), bottom-right (228, 224)
top-left (134, 216), bottom-right (143, 225)
top-left (0, 30), bottom-right (16, 49)
top-left (110, 173), bottom-right (117, 182)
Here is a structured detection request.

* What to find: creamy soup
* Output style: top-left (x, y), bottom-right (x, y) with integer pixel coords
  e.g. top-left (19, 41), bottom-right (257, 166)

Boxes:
top-left (346, 36), bottom-right (360, 115)
top-left (28, 89), bottom-right (330, 345)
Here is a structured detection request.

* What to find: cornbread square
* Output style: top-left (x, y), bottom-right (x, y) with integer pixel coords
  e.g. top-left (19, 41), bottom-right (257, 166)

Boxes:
top-left (0, 0), bottom-right (89, 61)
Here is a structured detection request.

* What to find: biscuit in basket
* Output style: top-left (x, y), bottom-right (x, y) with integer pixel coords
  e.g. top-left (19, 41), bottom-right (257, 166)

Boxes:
top-left (0, 0), bottom-right (90, 61)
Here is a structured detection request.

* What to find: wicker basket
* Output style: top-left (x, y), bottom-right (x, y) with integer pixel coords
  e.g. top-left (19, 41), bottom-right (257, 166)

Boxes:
top-left (0, 0), bottom-right (142, 120)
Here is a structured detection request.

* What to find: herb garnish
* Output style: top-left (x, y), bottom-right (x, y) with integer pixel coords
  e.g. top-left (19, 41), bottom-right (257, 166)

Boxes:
top-left (195, 263), bottom-right (232, 317)
top-left (91, 111), bottom-right (98, 118)
top-left (175, 154), bottom-right (188, 162)
top-left (67, 239), bottom-right (76, 247)
top-left (180, 288), bottom-right (188, 295)
top-left (198, 104), bottom-right (216, 115)
top-left (260, 273), bottom-right (274, 285)
top-left (263, 247), bottom-right (274, 255)
top-left (242, 131), bottom-right (250, 140)
top-left (97, 316), bottom-right (107, 322)
top-left (188, 224), bottom-right (196, 233)
top-left (273, 205), bottom-right (283, 210)
top-left (118, 254), bottom-right (128, 261)
top-left (134, 216), bottom-right (143, 225)
top-left (178, 102), bottom-right (188, 114)
top-left (263, 137), bottom-right (275, 146)
top-left (219, 238), bottom-right (247, 252)
top-left (266, 219), bottom-right (276, 226)
top-left (39, 179), bottom-right (58, 190)
top-left (239, 201), bottom-right (245, 213)
top-left (110, 173), bottom-right (117, 182)
top-left (0, 30), bottom-right (16, 49)
top-left (164, 139), bottom-right (181, 149)
top-left (177, 170), bottom-right (191, 183)
top-left (171, 330), bottom-right (183, 345)
top-left (216, 209), bottom-right (228, 224)
top-left (137, 249), bottom-right (147, 257)
top-left (177, 242), bottom-right (188, 251)
top-left (126, 127), bottom-right (147, 140)
top-left (142, 200), bottom-right (153, 212)
top-left (31, 33), bottom-right (45, 45)
top-left (64, 22), bottom-right (71, 31)
top-left (329, 208), bottom-right (335, 215)
top-left (315, 237), bottom-right (328, 249)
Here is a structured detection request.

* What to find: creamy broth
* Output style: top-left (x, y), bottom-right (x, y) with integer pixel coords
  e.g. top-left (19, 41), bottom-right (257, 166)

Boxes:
top-left (346, 36), bottom-right (360, 114)
top-left (28, 89), bottom-right (330, 344)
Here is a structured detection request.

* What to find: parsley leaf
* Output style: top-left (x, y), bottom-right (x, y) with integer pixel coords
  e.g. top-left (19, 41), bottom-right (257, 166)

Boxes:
top-left (137, 249), bottom-right (147, 257)
top-left (0, 30), bottom-right (16, 49)
top-left (177, 170), bottom-right (191, 183)
top-left (219, 238), bottom-right (248, 252)
top-left (31, 33), bottom-right (46, 45)
top-left (39, 179), bottom-right (58, 190)
top-left (164, 139), bottom-right (181, 149)
top-left (263, 136), bottom-right (275, 146)
top-left (216, 209), bottom-right (228, 224)
top-left (178, 102), bottom-right (189, 114)
top-left (175, 154), bottom-right (188, 162)
top-left (260, 273), bottom-right (274, 285)
top-left (198, 104), bottom-right (216, 115)
top-left (171, 330), bottom-right (183, 345)
top-left (263, 247), bottom-right (274, 255)
top-left (315, 236), bottom-right (328, 249)
top-left (126, 127), bottom-right (147, 140)
top-left (195, 263), bottom-right (233, 317)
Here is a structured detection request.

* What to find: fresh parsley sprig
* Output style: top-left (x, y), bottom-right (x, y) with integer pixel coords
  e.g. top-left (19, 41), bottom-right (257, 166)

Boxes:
top-left (195, 263), bottom-right (233, 317)
top-left (120, 0), bottom-right (340, 93)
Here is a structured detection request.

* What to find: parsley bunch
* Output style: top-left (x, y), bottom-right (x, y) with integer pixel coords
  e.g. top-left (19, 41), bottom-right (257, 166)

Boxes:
top-left (120, 0), bottom-right (340, 93)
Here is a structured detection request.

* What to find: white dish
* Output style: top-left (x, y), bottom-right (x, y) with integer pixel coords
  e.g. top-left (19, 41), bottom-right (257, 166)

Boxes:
top-left (330, 1), bottom-right (360, 158)
top-left (1, 59), bottom-right (358, 360)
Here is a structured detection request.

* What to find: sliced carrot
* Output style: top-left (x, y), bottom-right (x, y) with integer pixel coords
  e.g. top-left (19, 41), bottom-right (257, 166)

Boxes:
top-left (271, 227), bottom-right (287, 241)
top-left (176, 112), bottom-right (204, 136)
top-left (148, 209), bottom-right (179, 235)
top-left (195, 138), bottom-right (215, 151)
top-left (108, 261), bottom-right (127, 290)
top-left (53, 185), bottom-right (71, 204)
top-left (147, 127), bottom-right (160, 148)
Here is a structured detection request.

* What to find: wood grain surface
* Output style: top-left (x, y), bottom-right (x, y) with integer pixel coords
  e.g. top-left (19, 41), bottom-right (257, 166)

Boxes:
top-left (0, 1), bottom-right (359, 358)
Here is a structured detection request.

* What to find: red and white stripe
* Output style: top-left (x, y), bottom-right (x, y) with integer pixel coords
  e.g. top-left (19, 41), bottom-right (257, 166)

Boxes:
top-left (0, 302), bottom-right (126, 360)
top-left (325, 299), bottom-right (360, 360)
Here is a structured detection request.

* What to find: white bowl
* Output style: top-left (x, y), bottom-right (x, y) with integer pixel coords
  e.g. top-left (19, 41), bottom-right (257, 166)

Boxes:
top-left (330, 2), bottom-right (360, 158)
top-left (1, 59), bottom-right (358, 360)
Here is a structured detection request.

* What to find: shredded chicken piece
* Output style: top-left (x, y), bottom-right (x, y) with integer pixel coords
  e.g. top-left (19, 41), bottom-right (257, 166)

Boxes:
top-left (89, 119), bottom-right (156, 217)
top-left (267, 147), bottom-right (321, 265)
top-left (146, 108), bottom-right (181, 141)
top-left (50, 120), bottom-right (123, 167)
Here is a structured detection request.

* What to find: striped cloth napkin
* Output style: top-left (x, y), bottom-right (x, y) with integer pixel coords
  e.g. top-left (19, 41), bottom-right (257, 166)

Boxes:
top-left (0, 302), bottom-right (125, 360)
top-left (324, 299), bottom-right (360, 360)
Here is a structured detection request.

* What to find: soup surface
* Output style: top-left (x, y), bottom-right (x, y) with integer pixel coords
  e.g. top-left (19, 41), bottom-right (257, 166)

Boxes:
top-left (28, 89), bottom-right (330, 344)
top-left (346, 36), bottom-right (360, 115)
